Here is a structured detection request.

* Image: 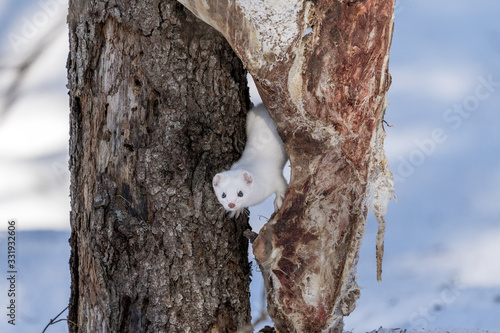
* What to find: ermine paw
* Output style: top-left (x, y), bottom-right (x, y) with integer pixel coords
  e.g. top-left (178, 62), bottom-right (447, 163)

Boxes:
top-left (274, 193), bottom-right (286, 212)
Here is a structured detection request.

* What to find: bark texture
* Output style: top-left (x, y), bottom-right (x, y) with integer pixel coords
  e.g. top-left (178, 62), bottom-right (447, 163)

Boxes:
top-left (67, 0), bottom-right (252, 332)
top-left (176, 0), bottom-right (396, 332)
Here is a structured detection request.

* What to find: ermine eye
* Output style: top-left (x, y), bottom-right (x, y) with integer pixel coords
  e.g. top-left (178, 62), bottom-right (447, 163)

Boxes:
top-left (238, 191), bottom-right (244, 197)
top-left (222, 193), bottom-right (226, 198)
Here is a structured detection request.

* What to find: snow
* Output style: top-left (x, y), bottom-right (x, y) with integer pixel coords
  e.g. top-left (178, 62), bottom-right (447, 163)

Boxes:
top-left (0, 0), bottom-right (70, 230)
top-left (0, 0), bottom-right (500, 332)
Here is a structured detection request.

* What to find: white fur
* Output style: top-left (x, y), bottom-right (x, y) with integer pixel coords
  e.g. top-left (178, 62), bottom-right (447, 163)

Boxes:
top-left (213, 104), bottom-right (288, 218)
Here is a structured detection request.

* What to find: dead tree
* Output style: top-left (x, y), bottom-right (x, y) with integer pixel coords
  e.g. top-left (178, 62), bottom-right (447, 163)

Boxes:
top-left (176, 0), bottom-right (396, 332)
top-left (67, 0), bottom-right (253, 331)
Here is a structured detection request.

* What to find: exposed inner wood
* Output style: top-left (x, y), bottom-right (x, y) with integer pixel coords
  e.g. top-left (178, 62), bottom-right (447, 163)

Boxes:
top-left (177, 0), bottom-right (396, 331)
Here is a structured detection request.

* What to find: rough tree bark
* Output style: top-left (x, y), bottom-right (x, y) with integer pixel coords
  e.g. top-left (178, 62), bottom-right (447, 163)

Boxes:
top-left (176, 0), bottom-right (396, 332)
top-left (67, 0), bottom-right (252, 331)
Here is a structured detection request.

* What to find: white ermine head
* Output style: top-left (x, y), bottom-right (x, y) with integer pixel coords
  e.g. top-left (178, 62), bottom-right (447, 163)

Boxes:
top-left (212, 171), bottom-right (253, 213)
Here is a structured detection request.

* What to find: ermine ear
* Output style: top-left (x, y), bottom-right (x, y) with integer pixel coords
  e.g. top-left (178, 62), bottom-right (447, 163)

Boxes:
top-left (240, 171), bottom-right (253, 185)
top-left (213, 173), bottom-right (224, 187)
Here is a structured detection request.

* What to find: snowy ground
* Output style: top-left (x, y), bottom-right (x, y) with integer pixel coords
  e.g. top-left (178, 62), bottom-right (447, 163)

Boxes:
top-left (1, 0), bottom-right (500, 332)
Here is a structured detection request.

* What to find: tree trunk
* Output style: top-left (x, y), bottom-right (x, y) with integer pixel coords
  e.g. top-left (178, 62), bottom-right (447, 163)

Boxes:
top-left (176, 0), bottom-right (396, 332)
top-left (67, 0), bottom-right (251, 332)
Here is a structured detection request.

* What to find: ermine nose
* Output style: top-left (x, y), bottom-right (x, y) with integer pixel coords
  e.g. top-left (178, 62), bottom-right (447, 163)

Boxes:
top-left (228, 203), bottom-right (236, 209)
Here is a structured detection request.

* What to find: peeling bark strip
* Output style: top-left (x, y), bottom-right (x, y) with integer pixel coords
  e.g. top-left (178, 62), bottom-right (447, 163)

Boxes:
top-left (67, 0), bottom-right (252, 332)
top-left (177, 0), bottom-right (396, 332)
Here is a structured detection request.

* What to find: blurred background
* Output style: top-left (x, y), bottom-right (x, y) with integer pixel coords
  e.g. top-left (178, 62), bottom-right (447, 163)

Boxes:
top-left (0, 0), bottom-right (499, 332)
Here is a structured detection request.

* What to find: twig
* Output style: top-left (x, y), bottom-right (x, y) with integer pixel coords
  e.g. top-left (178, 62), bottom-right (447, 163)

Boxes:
top-left (383, 119), bottom-right (394, 128)
top-left (42, 305), bottom-right (69, 333)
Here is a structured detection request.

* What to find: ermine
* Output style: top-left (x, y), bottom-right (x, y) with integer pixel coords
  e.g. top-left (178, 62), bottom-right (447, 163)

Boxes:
top-left (212, 104), bottom-right (288, 218)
